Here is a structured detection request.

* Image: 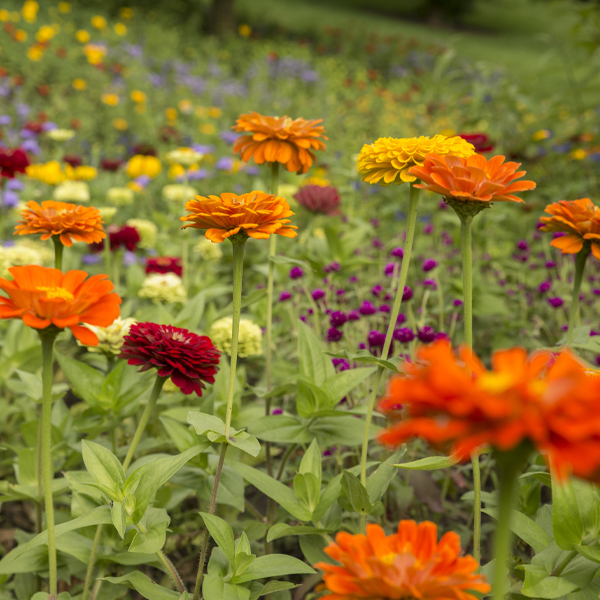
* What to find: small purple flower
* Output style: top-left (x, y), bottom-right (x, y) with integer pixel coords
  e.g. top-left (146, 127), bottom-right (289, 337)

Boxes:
top-left (434, 332), bottom-right (449, 341)
top-left (368, 330), bottom-right (386, 347)
top-left (327, 327), bottom-right (343, 342)
top-left (216, 157), bottom-right (235, 170)
top-left (539, 281), bottom-right (551, 293)
top-left (336, 289), bottom-right (345, 296)
top-left (348, 310), bottom-right (360, 321)
top-left (372, 238), bottom-right (383, 249)
top-left (596, 355), bottom-right (600, 367)
top-left (391, 247), bottom-right (404, 259)
top-left (359, 342), bottom-right (366, 349)
top-left (379, 304), bottom-right (390, 313)
top-left (417, 326), bottom-right (436, 343)
top-left (548, 297), bottom-right (564, 308)
top-left (402, 286), bottom-right (413, 301)
top-left (324, 261), bottom-right (341, 273)
top-left (279, 290), bottom-right (292, 302)
top-left (453, 299), bottom-right (463, 307)
top-left (393, 327), bottom-right (415, 343)
top-left (371, 219), bottom-right (380, 227)
top-left (272, 407), bottom-right (283, 415)
top-left (329, 311), bottom-right (347, 327)
top-left (594, 289), bottom-right (600, 296)
top-left (423, 224), bottom-right (434, 235)
top-left (545, 261), bottom-right (557, 268)
top-left (349, 276), bottom-right (359, 283)
top-left (371, 285), bottom-right (382, 297)
top-left (384, 262), bottom-right (395, 276)
top-left (553, 232), bottom-right (566, 239)
top-left (289, 266), bottom-right (304, 279)
top-left (299, 315), bottom-right (307, 322)
top-left (312, 288), bottom-right (325, 301)
top-left (359, 301), bottom-right (376, 316)
top-left (332, 358), bottom-right (350, 371)
top-left (517, 240), bottom-right (529, 251)
top-left (83, 254), bottom-right (103, 265)
top-left (423, 259), bottom-right (438, 272)
top-left (423, 278), bottom-right (437, 290)
top-left (396, 313), bottom-right (406, 324)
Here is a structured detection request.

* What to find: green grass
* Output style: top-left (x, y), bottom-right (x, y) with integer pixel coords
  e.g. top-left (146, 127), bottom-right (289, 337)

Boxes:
top-left (237, 0), bottom-right (592, 103)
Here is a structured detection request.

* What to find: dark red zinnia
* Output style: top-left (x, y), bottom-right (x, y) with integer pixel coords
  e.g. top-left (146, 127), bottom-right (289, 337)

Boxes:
top-left (131, 143), bottom-right (157, 157)
top-left (0, 148), bottom-right (30, 179)
top-left (64, 154), bottom-right (83, 168)
top-left (89, 225), bottom-right (140, 253)
top-left (146, 256), bottom-right (183, 277)
top-left (458, 133), bottom-right (494, 153)
top-left (100, 158), bottom-right (123, 171)
top-left (120, 322), bottom-right (220, 395)
top-left (293, 184), bottom-right (340, 215)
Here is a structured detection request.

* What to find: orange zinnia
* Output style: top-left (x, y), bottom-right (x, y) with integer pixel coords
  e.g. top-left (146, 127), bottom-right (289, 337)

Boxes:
top-left (232, 112), bottom-right (327, 174)
top-left (539, 198), bottom-right (600, 260)
top-left (314, 521), bottom-right (490, 600)
top-left (15, 200), bottom-right (106, 247)
top-left (0, 265), bottom-right (121, 345)
top-left (408, 154), bottom-right (536, 205)
top-left (378, 340), bottom-right (600, 481)
top-left (181, 191), bottom-right (298, 243)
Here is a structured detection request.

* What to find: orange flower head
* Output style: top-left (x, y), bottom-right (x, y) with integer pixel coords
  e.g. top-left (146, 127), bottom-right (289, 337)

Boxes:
top-left (0, 265), bottom-right (121, 345)
top-left (539, 198), bottom-right (600, 260)
top-left (315, 521), bottom-right (490, 600)
top-left (378, 340), bottom-right (600, 481)
top-left (232, 112), bottom-right (327, 174)
top-left (181, 191), bottom-right (298, 243)
top-left (15, 200), bottom-right (106, 247)
top-left (408, 154), bottom-right (535, 214)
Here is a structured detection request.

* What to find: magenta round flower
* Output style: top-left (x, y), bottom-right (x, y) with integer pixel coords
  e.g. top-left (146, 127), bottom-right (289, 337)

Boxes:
top-left (293, 184), bottom-right (340, 215)
top-left (120, 322), bottom-right (220, 396)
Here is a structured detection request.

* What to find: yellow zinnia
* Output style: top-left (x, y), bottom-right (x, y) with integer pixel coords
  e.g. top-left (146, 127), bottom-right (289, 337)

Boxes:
top-left (126, 155), bottom-right (162, 178)
top-left (357, 135), bottom-right (476, 186)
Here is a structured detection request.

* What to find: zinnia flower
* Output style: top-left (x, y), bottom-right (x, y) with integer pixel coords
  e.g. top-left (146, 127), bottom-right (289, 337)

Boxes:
top-left (314, 520), bottom-right (489, 600)
top-left (539, 198), bottom-right (600, 260)
top-left (379, 340), bottom-right (600, 481)
top-left (357, 135), bottom-right (475, 186)
top-left (458, 133), bottom-right (494, 153)
top-left (0, 147), bottom-right (30, 178)
top-left (294, 185), bottom-right (340, 215)
top-left (126, 155), bottom-right (161, 178)
top-left (120, 322), bottom-right (220, 396)
top-left (15, 200), bottom-right (106, 247)
top-left (138, 273), bottom-right (186, 304)
top-left (145, 256), bottom-right (183, 277)
top-left (0, 265), bottom-right (121, 345)
top-left (181, 191), bottom-right (298, 243)
top-left (83, 317), bottom-right (136, 354)
top-left (232, 112), bottom-right (327, 174)
top-left (408, 154), bottom-right (536, 209)
top-left (210, 316), bottom-right (262, 357)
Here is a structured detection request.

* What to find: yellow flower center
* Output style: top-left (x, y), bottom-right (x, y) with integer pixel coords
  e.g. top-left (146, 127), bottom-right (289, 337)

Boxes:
top-left (478, 372), bottom-right (514, 394)
top-left (38, 286), bottom-right (74, 302)
top-left (381, 552), bottom-right (397, 565)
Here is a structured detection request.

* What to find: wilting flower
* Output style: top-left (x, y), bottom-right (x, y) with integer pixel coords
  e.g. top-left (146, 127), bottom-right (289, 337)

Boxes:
top-left (195, 238), bottom-right (223, 261)
top-left (146, 256), bottom-right (183, 277)
top-left (459, 133), bottom-right (494, 153)
top-left (166, 147), bottom-right (203, 167)
top-left (181, 191), bottom-right (298, 243)
top-left (106, 187), bottom-right (135, 206)
top-left (53, 180), bottom-right (90, 203)
top-left (0, 147), bottom-right (30, 179)
top-left (138, 272), bottom-right (186, 304)
top-left (539, 198), bottom-right (600, 260)
top-left (84, 317), bottom-right (136, 354)
top-left (126, 218), bottom-right (157, 249)
top-left (162, 183), bottom-right (198, 203)
top-left (126, 155), bottom-right (162, 178)
top-left (15, 200), bottom-right (106, 247)
top-left (408, 154), bottom-right (536, 208)
top-left (294, 185), bottom-right (340, 215)
top-left (315, 520), bottom-right (489, 600)
top-left (379, 340), bottom-right (600, 481)
top-left (120, 322), bottom-right (220, 395)
top-left (0, 265), bottom-right (121, 345)
top-left (210, 316), bottom-right (262, 357)
top-left (357, 135), bottom-right (475, 186)
top-left (233, 112), bottom-right (327, 174)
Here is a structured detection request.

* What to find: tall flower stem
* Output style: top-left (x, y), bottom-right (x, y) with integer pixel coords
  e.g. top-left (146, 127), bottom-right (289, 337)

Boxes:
top-left (52, 236), bottom-right (64, 271)
top-left (40, 330), bottom-right (59, 599)
top-left (193, 238), bottom-right (246, 600)
top-left (83, 375), bottom-right (166, 600)
top-left (566, 249), bottom-right (589, 346)
top-left (358, 183), bottom-right (420, 532)
top-left (103, 235), bottom-right (111, 280)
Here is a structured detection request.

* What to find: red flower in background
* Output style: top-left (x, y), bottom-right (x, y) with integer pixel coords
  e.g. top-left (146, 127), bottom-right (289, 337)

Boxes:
top-left (458, 133), bottom-right (494, 153)
top-left (131, 143), bottom-right (157, 157)
top-left (64, 155), bottom-right (83, 168)
top-left (0, 148), bottom-right (30, 179)
top-left (24, 121), bottom-right (44, 134)
top-left (146, 257), bottom-right (183, 277)
top-left (100, 158), bottom-right (123, 171)
top-left (90, 225), bottom-right (140, 253)
top-left (120, 322), bottom-right (221, 395)
top-left (294, 185), bottom-right (340, 215)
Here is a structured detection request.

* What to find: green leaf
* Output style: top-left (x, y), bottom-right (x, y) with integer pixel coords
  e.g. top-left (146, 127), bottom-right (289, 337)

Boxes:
top-left (82, 440), bottom-right (125, 501)
top-left (299, 535), bottom-right (332, 565)
top-left (310, 415), bottom-right (375, 447)
top-left (203, 576), bottom-right (250, 600)
top-left (228, 431), bottom-right (261, 457)
top-left (160, 416), bottom-right (199, 453)
top-left (200, 512), bottom-right (236, 564)
top-left (367, 450), bottom-right (406, 503)
top-left (394, 455), bottom-right (459, 470)
top-left (32, 593), bottom-right (72, 600)
top-left (482, 508), bottom-right (552, 553)
top-left (299, 438), bottom-right (322, 484)
top-left (293, 473), bottom-right (321, 514)
top-left (296, 378), bottom-right (333, 418)
top-left (256, 581), bottom-right (297, 598)
top-left (322, 367), bottom-right (376, 405)
top-left (129, 509), bottom-right (170, 554)
top-left (15, 369), bottom-right (43, 401)
top-left (576, 545), bottom-right (600, 563)
top-left (340, 470), bottom-right (372, 514)
top-left (267, 524), bottom-right (332, 543)
top-left (297, 320), bottom-right (335, 385)
top-left (55, 352), bottom-right (105, 410)
top-left (231, 554), bottom-right (315, 584)
top-left (187, 411), bottom-right (227, 437)
top-left (111, 501), bottom-right (126, 539)
top-left (313, 474), bottom-right (342, 523)
top-left (248, 415), bottom-right (310, 444)
top-left (132, 444), bottom-right (205, 522)
top-left (104, 572), bottom-right (180, 600)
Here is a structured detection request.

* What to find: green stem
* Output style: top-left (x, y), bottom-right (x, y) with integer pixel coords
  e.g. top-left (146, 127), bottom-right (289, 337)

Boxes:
top-left (358, 183), bottom-right (420, 532)
top-left (52, 236), bottom-right (64, 271)
top-left (82, 524), bottom-right (103, 600)
top-left (193, 239), bottom-right (246, 600)
top-left (276, 443), bottom-right (297, 480)
top-left (123, 375), bottom-right (166, 471)
top-left (302, 285), bottom-right (322, 337)
top-left (460, 216), bottom-right (474, 349)
top-left (435, 274), bottom-right (444, 332)
top-left (566, 249), bottom-right (589, 346)
top-left (472, 451), bottom-right (481, 565)
top-left (40, 331), bottom-right (58, 599)
top-left (104, 230), bottom-right (111, 277)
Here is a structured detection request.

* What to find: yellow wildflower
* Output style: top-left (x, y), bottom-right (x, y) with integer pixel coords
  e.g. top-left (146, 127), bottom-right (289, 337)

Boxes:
top-left (14, 29), bottom-right (27, 42)
top-left (532, 129), bottom-right (551, 142)
top-left (201, 123), bottom-right (215, 135)
top-left (27, 45), bottom-right (43, 61)
top-left (113, 118), bottom-right (128, 131)
top-left (126, 155), bottom-right (161, 178)
top-left (65, 165), bottom-right (97, 181)
top-left (238, 24), bottom-right (252, 37)
top-left (72, 78), bottom-right (87, 90)
top-left (36, 25), bottom-right (55, 42)
top-left (165, 107), bottom-right (178, 121)
top-left (114, 23), bottom-right (127, 35)
top-left (571, 148), bottom-right (587, 160)
top-left (91, 16), bottom-right (106, 30)
top-left (120, 7), bottom-right (133, 19)
top-left (130, 90), bottom-right (146, 103)
top-left (178, 99), bottom-right (193, 113)
top-left (58, 2), bottom-right (71, 13)
top-left (101, 93), bottom-right (119, 106)
top-left (26, 161), bottom-right (65, 186)
top-left (21, 0), bottom-right (38, 23)
top-left (84, 43), bottom-right (107, 65)
top-left (0, 10), bottom-right (9, 21)
top-left (208, 107), bottom-right (222, 118)
top-left (76, 30), bottom-right (90, 43)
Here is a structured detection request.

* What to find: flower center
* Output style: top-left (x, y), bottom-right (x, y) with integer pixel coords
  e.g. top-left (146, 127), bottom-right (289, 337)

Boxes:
top-left (172, 331), bottom-right (188, 343)
top-left (381, 552), bottom-right (397, 565)
top-left (478, 372), bottom-right (514, 394)
top-left (38, 285), bottom-right (74, 302)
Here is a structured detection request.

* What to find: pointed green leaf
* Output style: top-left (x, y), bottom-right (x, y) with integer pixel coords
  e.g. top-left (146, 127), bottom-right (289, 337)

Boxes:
top-left (231, 554), bottom-right (315, 584)
top-left (200, 512), bottom-right (236, 565)
top-left (111, 501), bottom-right (126, 539)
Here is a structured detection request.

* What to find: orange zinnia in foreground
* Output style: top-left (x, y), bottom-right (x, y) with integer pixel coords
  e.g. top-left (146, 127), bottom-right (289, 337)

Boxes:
top-left (181, 191), bottom-right (298, 243)
top-left (379, 340), bottom-right (600, 481)
top-left (539, 198), bottom-right (600, 260)
top-left (408, 154), bottom-right (536, 204)
top-left (15, 200), bottom-right (106, 247)
top-left (0, 266), bottom-right (121, 345)
top-left (233, 112), bottom-right (327, 174)
top-left (315, 521), bottom-right (490, 600)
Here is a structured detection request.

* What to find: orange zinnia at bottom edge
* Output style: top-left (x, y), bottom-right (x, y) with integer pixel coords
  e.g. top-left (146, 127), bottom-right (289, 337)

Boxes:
top-left (0, 265), bottom-right (121, 345)
top-left (378, 340), bottom-right (600, 482)
top-left (314, 521), bottom-right (490, 600)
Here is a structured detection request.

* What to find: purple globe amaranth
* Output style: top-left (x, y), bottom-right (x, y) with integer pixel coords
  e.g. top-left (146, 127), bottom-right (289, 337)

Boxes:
top-left (371, 285), bottom-right (382, 297)
top-left (279, 290), bottom-right (292, 301)
top-left (384, 262), bottom-right (395, 276)
top-left (393, 327), bottom-right (415, 343)
top-left (423, 278), bottom-right (437, 290)
top-left (289, 266), bottom-right (304, 279)
top-left (332, 358), bottom-right (350, 371)
top-left (453, 299), bottom-right (463, 307)
top-left (349, 276), bottom-right (359, 283)
top-left (348, 309), bottom-right (360, 321)
top-left (539, 281), bottom-right (551, 294)
top-left (368, 330), bottom-right (386, 347)
top-left (312, 288), bottom-right (325, 301)
top-left (379, 304), bottom-right (391, 313)
top-left (548, 297), bottom-right (564, 308)
top-left (545, 261), bottom-right (557, 268)
top-left (434, 332), bottom-right (449, 341)
top-left (327, 327), bottom-right (343, 342)
top-left (359, 301), bottom-right (377, 316)
top-left (402, 286), bottom-right (413, 301)
top-left (391, 247), bottom-right (404, 259)
top-left (422, 259), bottom-right (438, 272)
top-left (329, 310), bottom-right (347, 327)
top-left (417, 326), bottom-right (436, 343)
top-left (516, 239), bottom-right (529, 251)
top-left (324, 261), bottom-right (341, 273)
top-left (372, 238), bottom-right (383, 249)
top-left (396, 313), bottom-right (406, 324)
top-left (272, 407), bottom-right (283, 415)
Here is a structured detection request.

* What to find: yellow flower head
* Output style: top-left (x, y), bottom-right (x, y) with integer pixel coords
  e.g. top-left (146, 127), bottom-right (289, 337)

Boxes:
top-left (113, 118), bottom-right (128, 131)
top-left (36, 25), bottom-right (56, 42)
top-left (532, 129), bottom-right (551, 142)
top-left (101, 92), bottom-right (119, 106)
top-left (15, 29), bottom-right (27, 42)
top-left (26, 161), bottom-right (65, 186)
top-left (21, 0), bottom-right (38, 23)
top-left (91, 15), bottom-right (106, 30)
top-left (58, 2), bottom-right (71, 13)
top-left (72, 78), bottom-right (87, 90)
top-left (238, 24), bottom-right (252, 37)
top-left (66, 165), bottom-right (97, 181)
top-left (27, 45), bottom-right (43, 61)
top-left (114, 22), bottom-right (127, 36)
top-left (126, 155), bottom-right (161, 178)
top-left (76, 29), bottom-right (90, 43)
top-left (130, 90), bottom-right (146, 103)
top-left (120, 7), bottom-right (134, 19)
top-left (178, 99), bottom-right (193, 113)
top-left (165, 107), bottom-right (178, 121)
top-left (357, 135), bottom-right (476, 186)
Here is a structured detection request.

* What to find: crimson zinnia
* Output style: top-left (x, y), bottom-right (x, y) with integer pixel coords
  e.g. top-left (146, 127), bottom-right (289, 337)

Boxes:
top-left (294, 185), bottom-right (340, 215)
top-left (0, 147), bottom-right (30, 179)
top-left (120, 322), bottom-right (220, 396)
top-left (145, 256), bottom-right (183, 277)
